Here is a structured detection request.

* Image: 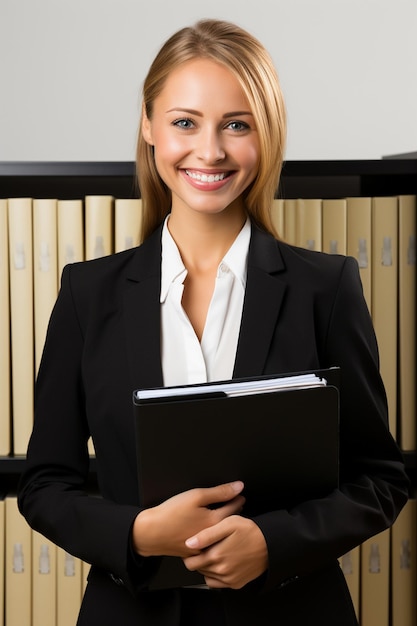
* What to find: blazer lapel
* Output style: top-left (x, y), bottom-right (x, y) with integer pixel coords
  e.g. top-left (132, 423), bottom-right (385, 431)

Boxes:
top-left (122, 223), bottom-right (287, 387)
top-left (123, 226), bottom-right (164, 391)
top-left (233, 226), bottom-right (287, 379)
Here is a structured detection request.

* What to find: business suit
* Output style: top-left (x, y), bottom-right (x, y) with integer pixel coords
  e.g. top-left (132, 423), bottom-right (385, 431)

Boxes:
top-left (18, 222), bottom-right (409, 625)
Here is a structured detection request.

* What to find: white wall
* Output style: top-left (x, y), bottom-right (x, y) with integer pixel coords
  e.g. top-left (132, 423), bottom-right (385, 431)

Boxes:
top-left (0, 0), bottom-right (416, 162)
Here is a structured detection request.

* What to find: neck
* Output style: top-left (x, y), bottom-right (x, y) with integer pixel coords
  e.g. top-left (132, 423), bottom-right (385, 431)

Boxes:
top-left (167, 207), bottom-right (247, 272)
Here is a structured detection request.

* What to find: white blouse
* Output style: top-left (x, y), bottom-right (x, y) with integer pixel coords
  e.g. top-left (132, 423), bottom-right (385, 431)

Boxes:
top-left (160, 216), bottom-right (250, 387)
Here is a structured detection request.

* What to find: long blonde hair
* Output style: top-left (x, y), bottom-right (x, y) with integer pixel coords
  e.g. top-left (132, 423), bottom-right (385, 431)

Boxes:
top-left (137, 19), bottom-right (287, 240)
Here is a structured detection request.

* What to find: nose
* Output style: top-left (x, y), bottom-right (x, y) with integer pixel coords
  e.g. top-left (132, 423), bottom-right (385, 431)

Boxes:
top-left (196, 126), bottom-right (226, 163)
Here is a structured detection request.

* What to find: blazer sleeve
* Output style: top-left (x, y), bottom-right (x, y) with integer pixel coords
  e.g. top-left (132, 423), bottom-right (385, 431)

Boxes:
top-left (253, 255), bottom-right (410, 591)
top-left (17, 264), bottom-right (152, 595)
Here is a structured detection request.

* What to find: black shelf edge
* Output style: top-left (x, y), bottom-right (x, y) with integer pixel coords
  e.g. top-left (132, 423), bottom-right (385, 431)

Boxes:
top-left (0, 161), bottom-right (136, 177)
top-left (280, 159), bottom-right (417, 177)
top-left (383, 151), bottom-right (417, 160)
top-left (0, 159), bottom-right (416, 178)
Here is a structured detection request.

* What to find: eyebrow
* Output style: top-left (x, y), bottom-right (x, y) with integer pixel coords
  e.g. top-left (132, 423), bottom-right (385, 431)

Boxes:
top-left (166, 108), bottom-right (253, 118)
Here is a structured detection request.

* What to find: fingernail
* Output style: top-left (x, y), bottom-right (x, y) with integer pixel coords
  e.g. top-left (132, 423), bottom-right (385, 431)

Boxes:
top-left (185, 537), bottom-right (198, 548)
top-left (231, 480), bottom-right (244, 492)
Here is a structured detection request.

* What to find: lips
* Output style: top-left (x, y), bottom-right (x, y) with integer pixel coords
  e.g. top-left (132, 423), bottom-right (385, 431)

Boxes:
top-left (181, 169), bottom-right (236, 192)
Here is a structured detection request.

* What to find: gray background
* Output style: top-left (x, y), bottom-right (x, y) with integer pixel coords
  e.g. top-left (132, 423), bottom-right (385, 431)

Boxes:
top-left (1, 0), bottom-right (416, 162)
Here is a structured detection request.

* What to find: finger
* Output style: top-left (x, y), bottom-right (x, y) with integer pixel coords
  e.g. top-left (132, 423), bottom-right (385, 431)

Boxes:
top-left (182, 555), bottom-right (228, 588)
top-left (204, 576), bottom-right (228, 589)
top-left (185, 518), bottom-right (231, 550)
top-left (183, 556), bottom-right (230, 588)
top-left (195, 481), bottom-right (244, 506)
top-left (213, 495), bottom-right (245, 520)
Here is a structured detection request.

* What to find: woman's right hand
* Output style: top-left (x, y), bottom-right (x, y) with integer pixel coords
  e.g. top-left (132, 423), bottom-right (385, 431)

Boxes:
top-left (132, 481), bottom-right (245, 558)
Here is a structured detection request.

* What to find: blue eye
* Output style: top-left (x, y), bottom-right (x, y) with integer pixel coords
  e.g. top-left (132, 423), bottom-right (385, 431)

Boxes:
top-left (226, 121), bottom-right (249, 132)
top-left (173, 118), bottom-right (194, 129)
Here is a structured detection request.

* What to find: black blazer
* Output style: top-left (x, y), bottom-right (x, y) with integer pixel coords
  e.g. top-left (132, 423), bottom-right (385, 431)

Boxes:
top-left (18, 223), bottom-right (409, 626)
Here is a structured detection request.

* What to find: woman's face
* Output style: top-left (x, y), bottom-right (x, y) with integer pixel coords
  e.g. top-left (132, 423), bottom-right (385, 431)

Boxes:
top-left (142, 58), bottom-right (260, 218)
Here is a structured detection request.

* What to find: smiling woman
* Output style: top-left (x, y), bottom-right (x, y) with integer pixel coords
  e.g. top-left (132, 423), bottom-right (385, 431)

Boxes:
top-left (17, 17), bottom-right (409, 626)
top-left (137, 19), bottom-right (286, 241)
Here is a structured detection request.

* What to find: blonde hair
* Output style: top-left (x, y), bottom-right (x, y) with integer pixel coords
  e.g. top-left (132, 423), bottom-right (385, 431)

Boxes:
top-left (137, 19), bottom-right (286, 240)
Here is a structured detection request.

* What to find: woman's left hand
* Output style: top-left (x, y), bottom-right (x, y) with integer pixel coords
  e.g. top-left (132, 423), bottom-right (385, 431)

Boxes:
top-left (183, 515), bottom-right (268, 589)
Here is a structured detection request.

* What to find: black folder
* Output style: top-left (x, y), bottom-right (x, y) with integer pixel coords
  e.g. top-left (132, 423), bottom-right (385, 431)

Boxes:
top-left (132, 368), bottom-right (340, 589)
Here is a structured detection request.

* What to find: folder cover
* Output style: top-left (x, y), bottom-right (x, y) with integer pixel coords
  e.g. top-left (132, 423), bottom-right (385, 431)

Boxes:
top-left (133, 369), bottom-right (340, 589)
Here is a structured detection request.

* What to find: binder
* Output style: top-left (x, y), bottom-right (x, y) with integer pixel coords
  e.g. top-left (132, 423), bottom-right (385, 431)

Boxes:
top-left (82, 559), bottom-right (90, 594)
top-left (295, 198), bottom-right (322, 251)
top-left (33, 198), bottom-right (58, 374)
top-left (8, 198), bottom-right (34, 455)
top-left (371, 196), bottom-right (398, 438)
top-left (283, 199), bottom-right (297, 245)
top-left (397, 195), bottom-right (416, 451)
top-left (84, 195), bottom-right (112, 453)
top-left (133, 369), bottom-right (340, 589)
top-left (0, 199), bottom-right (11, 455)
top-left (115, 198), bottom-right (143, 252)
top-left (56, 549), bottom-right (83, 626)
top-left (270, 198), bottom-right (284, 239)
top-left (85, 195), bottom-right (114, 261)
top-left (360, 529), bottom-right (390, 626)
top-left (346, 197), bottom-right (372, 312)
top-left (32, 530), bottom-right (57, 626)
top-left (57, 199), bottom-right (84, 278)
top-left (390, 498), bottom-right (416, 626)
top-left (322, 198), bottom-right (347, 255)
top-left (5, 495), bottom-right (32, 625)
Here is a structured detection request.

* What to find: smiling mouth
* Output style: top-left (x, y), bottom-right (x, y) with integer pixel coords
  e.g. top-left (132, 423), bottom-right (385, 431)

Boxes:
top-left (184, 169), bottom-right (231, 183)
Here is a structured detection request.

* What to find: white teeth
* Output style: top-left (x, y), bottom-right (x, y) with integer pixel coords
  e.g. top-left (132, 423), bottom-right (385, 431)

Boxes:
top-left (186, 170), bottom-right (226, 182)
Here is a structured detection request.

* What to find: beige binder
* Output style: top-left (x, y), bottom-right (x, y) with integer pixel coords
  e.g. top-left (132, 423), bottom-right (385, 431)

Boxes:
top-left (360, 529), bottom-right (390, 626)
top-left (8, 198), bottom-right (34, 455)
top-left (397, 195), bottom-right (416, 451)
top-left (33, 199), bottom-right (58, 374)
top-left (283, 199), bottom-right (297, 245)
top-left (0, 200), bottom-right (11, 455)
top-left (270, 198), bottom-right (285, 240)
top-left (85, 195), bottom-right (114, 260)
top-left (5, 495), bottom-right (32, 625)
top-left (0, 497), bottom-right (4, 626)
top-left (322, 198), bottom-right (347, 255)
top-left (295, 198), bottom-right (322, 251)
top-left (85, 195), bottom-right (114, 456)
top-left (371, 196), bottom-right (398, 438)
top-left (115, 198), bottom-right (143, 252)
top-left (82, 559), bottom-right (90, 593)
top-left (391, 498), bottom-right (416, 626)
top-left (32, 530), bottom-right (57, 626)
top-left (339, 547), bottom-right (360, 620)
top-left (346, 196), bottom-right (372, 313)
top-left (57, 548), bottom-right (83, 626)
top-left (57, 199), bottom-right (85, 278)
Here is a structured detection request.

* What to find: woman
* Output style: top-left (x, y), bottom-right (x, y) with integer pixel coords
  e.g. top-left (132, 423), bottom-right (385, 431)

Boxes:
top-left (18, 18), bottom-right (409, 626)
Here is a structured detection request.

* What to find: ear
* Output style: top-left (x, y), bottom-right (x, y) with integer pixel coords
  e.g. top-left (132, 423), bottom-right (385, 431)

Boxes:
top-left (141, 104), bottom-right (154, 146)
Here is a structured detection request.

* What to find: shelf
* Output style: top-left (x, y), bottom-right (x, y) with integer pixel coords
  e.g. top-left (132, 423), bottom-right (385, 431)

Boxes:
top-left (0, 159), bottom-right (415, 491)
top-left (1, 159), bottom-right (416, 200)
top-left (0, 161), bottom-right (138, 199)
top-left (278, 159), bottom-right (417, 198)
top-left (1, 159), bottom-right (416, 177)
